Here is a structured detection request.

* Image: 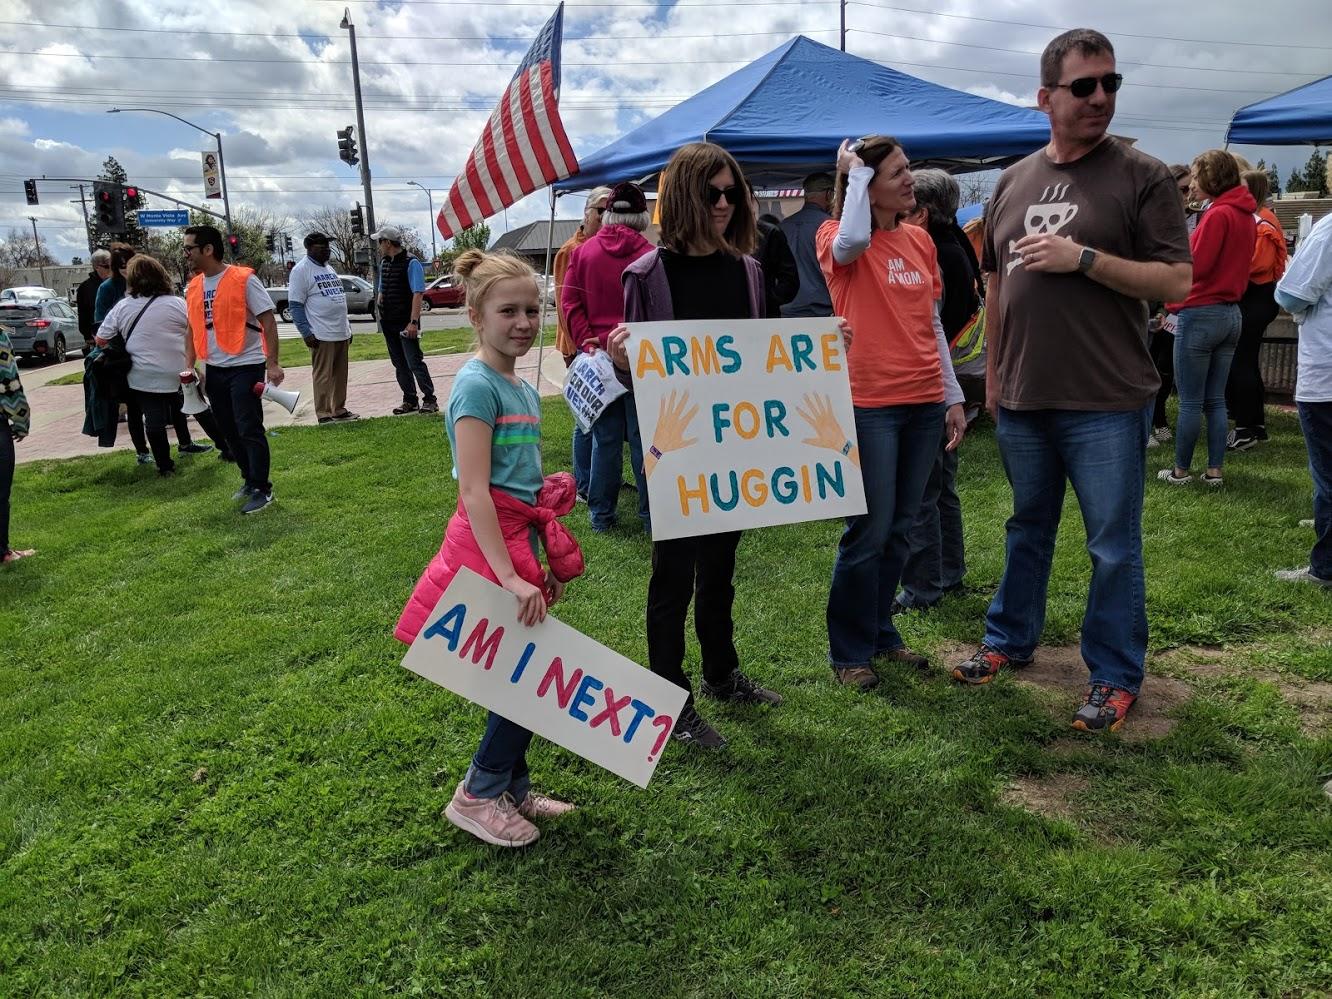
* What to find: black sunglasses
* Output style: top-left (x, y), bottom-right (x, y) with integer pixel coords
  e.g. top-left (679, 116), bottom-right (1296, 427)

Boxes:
top-left (1053, 73), bottom-right (1123, 98)
top-left (706, 184), bottom-right (744, 207)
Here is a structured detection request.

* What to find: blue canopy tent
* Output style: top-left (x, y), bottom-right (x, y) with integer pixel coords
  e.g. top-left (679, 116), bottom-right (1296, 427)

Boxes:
top-left (555, 35), bottom-right (1050, 192)
top-left (1227, 74), bottom-right (1332, 146)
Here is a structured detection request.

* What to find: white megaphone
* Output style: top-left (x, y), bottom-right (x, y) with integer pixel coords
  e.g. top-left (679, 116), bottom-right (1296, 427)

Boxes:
top-left (179, 370), bottom-right (210, 415)
top-left (253, 381), bottom-right (300, 414)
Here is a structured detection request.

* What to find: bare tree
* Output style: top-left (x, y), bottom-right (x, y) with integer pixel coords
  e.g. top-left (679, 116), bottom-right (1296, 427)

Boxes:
top-left (297, 206), bottom-right (361, 274)
top-left (0, 227), bottom-right (58, 269)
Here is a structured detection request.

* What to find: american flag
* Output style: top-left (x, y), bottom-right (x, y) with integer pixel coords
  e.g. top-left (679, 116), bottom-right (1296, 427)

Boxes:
top-left (437, 4), bottom-right (578, 240)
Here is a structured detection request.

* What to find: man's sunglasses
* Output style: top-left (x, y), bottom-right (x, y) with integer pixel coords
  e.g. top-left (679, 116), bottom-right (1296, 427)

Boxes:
top-left (706, 184), bottom-right (744, 207)
top-left (1053, 73), bottom-right (1123, 98)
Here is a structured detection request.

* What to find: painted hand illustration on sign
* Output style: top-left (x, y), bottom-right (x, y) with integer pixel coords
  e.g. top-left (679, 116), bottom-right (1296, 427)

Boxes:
top-left (796, 392), bottom-right (860, 467)
top-left (643, 390), bottom-right (699, 478)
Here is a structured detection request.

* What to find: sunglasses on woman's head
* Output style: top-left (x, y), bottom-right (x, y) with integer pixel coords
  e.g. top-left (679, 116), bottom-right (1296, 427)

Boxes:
top-left (1052, 73), bottom-right (1123, 98)
top-left (706, 184), bottom-right (744, 207)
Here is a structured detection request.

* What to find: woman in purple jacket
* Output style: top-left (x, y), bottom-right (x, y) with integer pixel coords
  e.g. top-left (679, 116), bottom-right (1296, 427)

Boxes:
top-left (606, 142), bottom-right (778, 752)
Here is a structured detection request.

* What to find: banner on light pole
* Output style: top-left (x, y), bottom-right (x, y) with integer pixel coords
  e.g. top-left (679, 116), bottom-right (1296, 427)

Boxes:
top-left (202, 152), bottom-right (221, 200)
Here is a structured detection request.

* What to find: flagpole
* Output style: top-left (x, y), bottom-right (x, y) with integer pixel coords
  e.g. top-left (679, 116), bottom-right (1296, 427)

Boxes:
top-left (534, 185), bottom-right (558, 392)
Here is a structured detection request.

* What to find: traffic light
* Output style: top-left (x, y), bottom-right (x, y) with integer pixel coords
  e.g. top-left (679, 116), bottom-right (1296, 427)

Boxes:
top-left (122, 185), bottom-right (139, 213)
top-left (284, 234), bottom-right (293, 252)
top-left (337, 125), bottom-right (358, 167)
top-left (265, 232), bottom-right (276, 252)
top-left (24, 179), bottom-right (38, 205)
top-left (92, 180), bottom-right (125, 234)
top-left (349, 205), bottom-right (364, 236)
top-left (227, 233), bottom-right (241, 257)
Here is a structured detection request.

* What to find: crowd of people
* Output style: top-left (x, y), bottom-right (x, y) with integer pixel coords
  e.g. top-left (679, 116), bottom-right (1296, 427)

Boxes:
top-left (1, 26), bottom-right (1327, 850)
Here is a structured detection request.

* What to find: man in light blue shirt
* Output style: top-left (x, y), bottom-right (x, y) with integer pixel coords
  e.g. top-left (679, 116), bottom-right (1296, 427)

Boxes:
top-left (373, 224), bottom-right (435, 414)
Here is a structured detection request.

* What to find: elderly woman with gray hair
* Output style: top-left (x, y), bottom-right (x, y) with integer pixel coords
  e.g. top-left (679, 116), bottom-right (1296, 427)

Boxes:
top-left (895, 168), bottom-right (983, 612)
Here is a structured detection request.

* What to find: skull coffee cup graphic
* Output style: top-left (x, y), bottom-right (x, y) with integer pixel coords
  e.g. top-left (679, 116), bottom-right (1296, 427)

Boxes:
top-left (1007, 183), bottom-right (1080, 274)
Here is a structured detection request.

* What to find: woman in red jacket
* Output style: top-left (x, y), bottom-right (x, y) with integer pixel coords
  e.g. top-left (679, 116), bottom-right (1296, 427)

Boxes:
top-left (1226, 169), bottom-right (1288, 451)
top-left (1159, 150), bottom-right (1256, 487)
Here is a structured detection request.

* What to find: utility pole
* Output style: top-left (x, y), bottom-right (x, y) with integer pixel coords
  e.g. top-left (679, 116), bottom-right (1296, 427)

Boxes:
top-left (28, 216), bottom-right (46, 285)
top-left (72, 184), bottom-right (94, 255)
top-left (341, 8), bottom-right (376, 236)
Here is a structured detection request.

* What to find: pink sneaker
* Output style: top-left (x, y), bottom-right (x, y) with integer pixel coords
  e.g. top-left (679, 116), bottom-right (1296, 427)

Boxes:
top-left (518, 791), bottom-right (576, 820)
top-left (443, 782), bottom-right (539, 847)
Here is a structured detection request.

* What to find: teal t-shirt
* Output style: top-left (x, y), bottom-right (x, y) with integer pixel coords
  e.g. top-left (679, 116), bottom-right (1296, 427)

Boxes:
top-left (446, 357), bottom-right (543, 504)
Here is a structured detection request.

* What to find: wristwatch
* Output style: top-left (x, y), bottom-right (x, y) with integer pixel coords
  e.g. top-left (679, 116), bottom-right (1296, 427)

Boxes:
top-left (1077, 246), bottom-right (1098, 273)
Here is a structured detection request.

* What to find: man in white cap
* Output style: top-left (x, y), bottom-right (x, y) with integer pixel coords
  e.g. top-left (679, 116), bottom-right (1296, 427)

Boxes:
top-left (373, 224), bottom-right (435, 414)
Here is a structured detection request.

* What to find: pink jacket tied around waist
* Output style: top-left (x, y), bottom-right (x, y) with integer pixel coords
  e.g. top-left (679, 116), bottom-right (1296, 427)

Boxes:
top-left (394, 472), bottom-right (585, 644)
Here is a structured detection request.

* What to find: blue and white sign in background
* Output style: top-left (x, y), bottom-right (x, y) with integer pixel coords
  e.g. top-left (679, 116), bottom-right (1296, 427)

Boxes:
top-left (136, 210), bottom-right (190, 227)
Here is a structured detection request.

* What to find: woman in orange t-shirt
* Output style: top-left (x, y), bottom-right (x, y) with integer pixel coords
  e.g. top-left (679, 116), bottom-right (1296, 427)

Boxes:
top-left (816, 135), bottom-right (966, 690)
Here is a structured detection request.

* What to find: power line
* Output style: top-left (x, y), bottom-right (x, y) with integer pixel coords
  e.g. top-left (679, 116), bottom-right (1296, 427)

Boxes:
top-left (847, 0), bottom-right (1332, 52)
top-left (849, 28), bottom-right (1321, 75)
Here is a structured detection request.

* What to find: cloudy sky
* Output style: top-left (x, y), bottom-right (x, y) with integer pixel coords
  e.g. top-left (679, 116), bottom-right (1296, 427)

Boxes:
top-left (1, 0), bottom-right (1328, 264)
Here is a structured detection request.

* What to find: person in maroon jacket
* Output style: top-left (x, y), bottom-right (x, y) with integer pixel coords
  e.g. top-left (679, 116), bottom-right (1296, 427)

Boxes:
top-left (1158, 150), bottom-right (1255, 487)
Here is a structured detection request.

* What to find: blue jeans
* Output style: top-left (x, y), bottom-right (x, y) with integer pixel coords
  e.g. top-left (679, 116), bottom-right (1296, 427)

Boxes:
top-left (1299, 401), bottom-right (1332, 580)
top-left (984, 406), bottom-right (1151, 694)
top-left (898, 428), bottom-right (965, 607)
top-left (464, 712), bottom-right (533, 803)
top-left (589, 395), bottom-right (649, 531)
top-left (1173, 304), bottom-right (1240, 471)
top-left (572, 427), bottom-right (592, 496)
top-left (827, 403), bottom-right (944, 668)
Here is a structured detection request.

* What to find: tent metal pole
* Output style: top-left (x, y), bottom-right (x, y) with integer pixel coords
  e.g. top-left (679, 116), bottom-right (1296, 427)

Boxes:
top-left (840, 0), bottom-right (846, 51)
top-left (534, 186), bottom-right (558, 392)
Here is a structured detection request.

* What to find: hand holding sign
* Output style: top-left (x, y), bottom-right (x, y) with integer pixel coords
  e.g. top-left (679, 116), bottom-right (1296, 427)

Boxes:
top-left (797, 392), bottom-right (860, 467)
top-left (644, 390), bottom-right (699, 478)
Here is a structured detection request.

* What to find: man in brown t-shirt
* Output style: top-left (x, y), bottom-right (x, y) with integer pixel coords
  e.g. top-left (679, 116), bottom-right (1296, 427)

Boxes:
top-left (554, 185), bottom-right (611, 501)
top-left (951, 29), bottom-right (1192, 733)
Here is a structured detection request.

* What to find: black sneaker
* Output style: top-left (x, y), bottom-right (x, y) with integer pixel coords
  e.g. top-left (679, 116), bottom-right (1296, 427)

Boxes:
top-left (670, 703), bottom-right (727, 750)
top-left (419, 399), bottom-right (440, 414)
top-left (241, 490), bottom-right (274, 514)
top-left (701, 669), bottom-right (783, 706)
top-left (393, 401), bottom-right (419, 415)
top-left (1227, 429), bottom-right (1260, 452)
top-left (951, 644), bottom-right (1032, 685)
top-left (231, 485), bottom-right (255, 502)
top-left (179, 442), bottom-right (213, 454)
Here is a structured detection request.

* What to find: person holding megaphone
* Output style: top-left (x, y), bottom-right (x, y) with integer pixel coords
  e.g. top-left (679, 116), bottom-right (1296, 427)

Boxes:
top-left (183, 225), bottom-right (285, 515)
top-left (96, 253), bottom-right (225, 477)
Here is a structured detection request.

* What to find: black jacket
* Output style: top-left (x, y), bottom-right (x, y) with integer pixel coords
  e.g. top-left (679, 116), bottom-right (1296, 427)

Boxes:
top-left (755, 218), bottom-right (799, 319)
top-left (76, 271), bottom-right (101, 340)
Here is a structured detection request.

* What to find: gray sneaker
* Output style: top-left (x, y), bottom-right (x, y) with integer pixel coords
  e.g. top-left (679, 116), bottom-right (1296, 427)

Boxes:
top-left (700, 669), bottom-right (783, 706)
top-left (670, 703), bottom-right (727, 750)
top-left (1274, 566), bottom-right (1332, 587)
top-left (241, 490), bottom-right (274, 514)
top-left (231, 485), bottom-right (255, 502)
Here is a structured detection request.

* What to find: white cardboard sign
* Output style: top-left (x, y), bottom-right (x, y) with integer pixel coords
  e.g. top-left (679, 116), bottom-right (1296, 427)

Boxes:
top-left (627, 318), bottom-right (867, 541)
top-left (402, 567), bottom-right (688, 789)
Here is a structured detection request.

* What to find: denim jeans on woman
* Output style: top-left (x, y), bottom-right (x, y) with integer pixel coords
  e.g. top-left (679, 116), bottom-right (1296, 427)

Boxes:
top-left (984, 405), bottom-right (1152, 694)
top-left (1299, 401), bottom-right (1332, 581)
top-left (1172, 303), bottom-right (1240, 470)
top-left (588, 394), bottom-right (649, 531)
top-left (827, 402), bottom-right (944, 668)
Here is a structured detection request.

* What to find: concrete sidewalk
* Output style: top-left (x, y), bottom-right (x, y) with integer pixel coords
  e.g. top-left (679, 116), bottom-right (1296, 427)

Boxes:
top-left (14, 347), bottom-right (570, 465)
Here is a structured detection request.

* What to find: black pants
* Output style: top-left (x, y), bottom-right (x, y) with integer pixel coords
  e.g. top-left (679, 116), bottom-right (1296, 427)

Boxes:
top-left (205, 363), bottom-right (271, 493)
top-left (382, 320), bottom-right (436, 405)
top-left (1150, 328), bottom-right (1174, 429)
top-left (646, 532), bottom-right (742, 701)
top-left (1227, 281), bottom-right (1278, 432)
top-left (134, 390), bottom-right (178, 473)
top-left (1, 416), bottom-right (13, 555)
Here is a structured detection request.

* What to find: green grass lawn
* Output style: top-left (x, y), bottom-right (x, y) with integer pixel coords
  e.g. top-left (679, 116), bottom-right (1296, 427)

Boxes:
top-left (3, 402), bottom-right (1330, 996)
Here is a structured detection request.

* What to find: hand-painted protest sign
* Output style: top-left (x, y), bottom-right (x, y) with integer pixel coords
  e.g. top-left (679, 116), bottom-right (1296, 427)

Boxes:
top-left (627, 318), bottom-right (867, 541)
top-left (402, 567), bottom-right (688, 788)
top-left (563, 349), bottom-right (627, 434)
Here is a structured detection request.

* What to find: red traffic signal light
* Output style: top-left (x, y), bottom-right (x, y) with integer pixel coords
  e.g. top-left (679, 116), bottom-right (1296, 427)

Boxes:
top-left (124, 186), bottom-right (138, 200)
top-left (226, 234), bottom-right (241, 256)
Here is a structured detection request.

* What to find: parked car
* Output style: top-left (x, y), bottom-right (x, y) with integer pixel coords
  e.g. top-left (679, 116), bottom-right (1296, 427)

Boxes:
top-left (265, 275), bottom-right (376, 322)
top-left (1, 286), bottom-right (60, 305)
top-left (421, 275), bottom-right (465, 311)
top-left (0, 299), bottom-right (83, 363)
